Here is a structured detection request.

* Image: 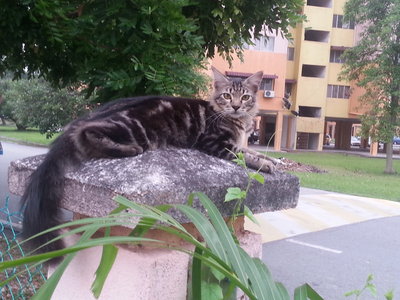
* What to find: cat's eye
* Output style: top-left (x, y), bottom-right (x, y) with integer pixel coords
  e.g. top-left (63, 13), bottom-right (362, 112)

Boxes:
top-left (241, 95), bottom-right (251, 101)
top-left (222, 93), bottom-right (232, 100)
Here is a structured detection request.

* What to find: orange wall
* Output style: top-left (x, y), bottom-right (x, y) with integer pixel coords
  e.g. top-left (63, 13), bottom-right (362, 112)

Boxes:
top-left (348, 83), bottom-right (369, 117)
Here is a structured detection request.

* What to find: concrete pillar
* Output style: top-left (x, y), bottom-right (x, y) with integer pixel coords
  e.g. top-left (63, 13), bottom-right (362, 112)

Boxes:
top-left (317, 133), bottom-right (324, 151)
top-left (259, 116), bottom-right (267, 146)
top-left (370, 142), bottom-right (378, 156)
top-left (285, 116), bottom-right (296, 150)
top-left (274, 111), bottom-right (283, 151)
top-left (334, 121), bottom-right (352, 150)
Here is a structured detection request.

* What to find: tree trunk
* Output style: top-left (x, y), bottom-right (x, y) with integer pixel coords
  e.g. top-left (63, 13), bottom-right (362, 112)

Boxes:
top-left (384, 142), bottom-right (395, 174)
top-left (15, 123), bottom-right (27, 131)
top-left (0, 116), bottom-right (5, 125)
top-left (385, 93), bottom-right (399, 174)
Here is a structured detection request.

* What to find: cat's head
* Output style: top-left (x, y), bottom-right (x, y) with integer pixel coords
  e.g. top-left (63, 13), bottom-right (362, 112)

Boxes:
top-left (211, 67), bottom-right (263, 119)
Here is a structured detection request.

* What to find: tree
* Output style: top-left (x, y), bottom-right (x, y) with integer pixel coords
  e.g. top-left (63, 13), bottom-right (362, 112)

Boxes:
top-left (340, 0), bottom-right (400, 174)
top-left (0, 78), bottom-right (91, 136)
top-left (0, 0), bottom-right (304, 102)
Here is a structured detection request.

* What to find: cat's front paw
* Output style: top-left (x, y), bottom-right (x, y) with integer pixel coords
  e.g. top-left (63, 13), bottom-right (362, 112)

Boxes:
top-left (260, 160), bottom-right (276, 173)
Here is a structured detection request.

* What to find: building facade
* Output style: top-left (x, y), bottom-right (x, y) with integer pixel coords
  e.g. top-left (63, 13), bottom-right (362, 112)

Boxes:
top-left (211, 0), bottom-right (366, 151)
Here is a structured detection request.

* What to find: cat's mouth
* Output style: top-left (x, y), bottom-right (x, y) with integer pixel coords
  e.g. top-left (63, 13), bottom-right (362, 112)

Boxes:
top-left (227, 110), bottom-right (246, 119)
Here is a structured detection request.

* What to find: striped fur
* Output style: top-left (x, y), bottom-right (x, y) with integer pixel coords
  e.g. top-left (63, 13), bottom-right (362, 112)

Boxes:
top-left (21, 68), bottom-right (276, 258)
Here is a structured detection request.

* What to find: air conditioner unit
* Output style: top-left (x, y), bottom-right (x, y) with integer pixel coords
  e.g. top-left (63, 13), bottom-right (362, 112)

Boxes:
top-left (264, 90), bottom-right (275, 98)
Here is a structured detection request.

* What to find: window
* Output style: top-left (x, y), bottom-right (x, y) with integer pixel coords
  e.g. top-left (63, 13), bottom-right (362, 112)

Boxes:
top-left (327, 84), bottom-right (350, 98)
top-left (285, 83), bottom-right (293, 95)
top-left (301, 64), bottom-right (326, 78)
top-left (254, 36), bottom-right (275, 52)
top-left (330, 49), bottom-right (345, 63)
top-left (304, 30), bottom-right (330, 42)
top-left (307, 0), bottom-right (332, 7)
top-left (260, 78), bottom-right (274, 90)
top-left (287, 47), bottom-right (295, 61)
top-left (332, 14), bottom-right (355, 29)
top-left (243, 36), bottom-right (275, 52)
top-left (298, 106), bottom-right (321, 118)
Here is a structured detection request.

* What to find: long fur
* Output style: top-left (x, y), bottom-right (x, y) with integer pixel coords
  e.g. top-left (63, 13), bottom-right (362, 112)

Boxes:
top-left (21, 135), bottom-right (80, 254)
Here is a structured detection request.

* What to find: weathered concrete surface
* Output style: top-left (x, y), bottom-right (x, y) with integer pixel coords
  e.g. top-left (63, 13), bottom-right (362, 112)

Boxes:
top-left (8, 148), bottom-right (299, 221)
top-left (10, 148), bottom-right (299, 300)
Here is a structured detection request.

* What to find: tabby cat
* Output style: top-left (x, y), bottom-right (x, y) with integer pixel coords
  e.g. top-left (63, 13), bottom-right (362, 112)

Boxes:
top-left (21, 67), bottom-right (277, 256)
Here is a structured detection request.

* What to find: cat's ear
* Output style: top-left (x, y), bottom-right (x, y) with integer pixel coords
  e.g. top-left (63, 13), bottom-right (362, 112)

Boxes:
top-left (211, 66), bottom-right (230, 89)
top-left (243, 71), bottom-right (263, 93)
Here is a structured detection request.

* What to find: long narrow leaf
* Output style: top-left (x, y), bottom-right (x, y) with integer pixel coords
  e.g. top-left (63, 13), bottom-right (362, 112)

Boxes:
top-left (175, 204), bottom-right (228, 263)
top-left (0, 236), bottom-right (160, 271)
top-left (129, 204), bottom-right (170, 238)
top-left (191, 246), bottom-right (203, 300)
top-left (91, 227), bottom-right (118, 299)
top-left (275, 283), bottom-right (290, 300)
top-left (113, 196), bottom-right (187, 232)
top-left (237, 248), bottom-right (277, 300)
top-left (189, 249), bottom-right (254, 298)
top-left (193, 192), bottom-right (249, 289)
top-left (294, 284), bottom-right (324, 300)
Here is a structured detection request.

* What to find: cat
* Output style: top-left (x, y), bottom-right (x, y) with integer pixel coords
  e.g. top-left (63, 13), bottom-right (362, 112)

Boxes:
top-left (20, 67), bottom-right (277, 256)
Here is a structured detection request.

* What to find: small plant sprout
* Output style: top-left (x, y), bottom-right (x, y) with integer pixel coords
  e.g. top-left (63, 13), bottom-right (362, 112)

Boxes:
top-left (224, 151), bottom-right (265, 228)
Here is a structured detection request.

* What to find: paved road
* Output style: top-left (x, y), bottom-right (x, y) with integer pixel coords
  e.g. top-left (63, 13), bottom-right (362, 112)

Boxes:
top-left (245, 188), bottom-right (400, 243)
top-left (0, 140), bottom-right (48, 212)
top-left (262, 217), bottom-right (400, 299)
top-left (244, 188), bottom-right (400, 299)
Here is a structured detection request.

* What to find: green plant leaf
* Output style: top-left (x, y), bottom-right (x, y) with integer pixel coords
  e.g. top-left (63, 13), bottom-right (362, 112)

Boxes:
top-left (294, 284), bottom-right (324, 300)
top-left (129, 204), bottom-right (170, 238)
top-left (224, 187), bottom-right (246, 202)
top-left (210, 265), bottom-right (225, 282)
top-left (113, 196), bottom-right (185, 232)
top-left (244, 205), bottom-right (259, 226)
top-left (193, 192), bottom-right (250, 292)
top-left (192, 246), bottom-right (203, 300)
top-left (231, 152), bottom-right (247, 168)
top-left (91, 227), bottom-right (119, 299)
top-left (201, 282), bottom-right (223, 300)
top-left (249, 172), bottom-right (265, 184)
top-left (237, 248), bottom-right (277, 300)
top-left (275, 282), bottom-right (291, 299)
top-left (175, 203), bottom-right (228, 263)
top-left (385, 290), bottom-right (394, 300)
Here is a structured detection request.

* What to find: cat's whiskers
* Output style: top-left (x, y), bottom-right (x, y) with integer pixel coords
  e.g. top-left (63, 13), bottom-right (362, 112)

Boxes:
top-left (205, 111), bottom-right (225, 131)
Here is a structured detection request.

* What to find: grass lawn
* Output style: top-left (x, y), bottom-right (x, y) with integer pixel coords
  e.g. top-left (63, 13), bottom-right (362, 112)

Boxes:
top-left (0, 126), bottom-right (59, 146)
top-left (269, 152), bottom-right (400, 202)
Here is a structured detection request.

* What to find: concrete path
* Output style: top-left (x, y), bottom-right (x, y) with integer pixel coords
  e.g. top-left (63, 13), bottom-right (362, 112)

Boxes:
top-left (245, 187), bottom-right (400, 243)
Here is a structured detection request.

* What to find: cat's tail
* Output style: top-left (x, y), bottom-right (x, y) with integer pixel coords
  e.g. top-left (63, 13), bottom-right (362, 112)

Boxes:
top-left (21, 135), bottom-right (80, 256)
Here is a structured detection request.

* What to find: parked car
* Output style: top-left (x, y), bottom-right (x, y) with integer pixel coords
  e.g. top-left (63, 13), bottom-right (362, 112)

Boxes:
top-left (248, 130), bottom-right (259, 144)
top-left (324, 134), bottom-right (332, 146)
top-left (351, 136), bottom-right (361, 146)
top-left (393, 137), bottom-right (400, 145)
top-left (0, 141), bottom-right (3, 155)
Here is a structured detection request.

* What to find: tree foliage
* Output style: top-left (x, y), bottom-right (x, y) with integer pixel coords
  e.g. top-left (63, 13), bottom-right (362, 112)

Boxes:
top-left (340, 0), bottom-right (400, 173)
top-left (0, 0), bottom-right (305, 102)
top-left (0, 77), bottom-right (91, 136)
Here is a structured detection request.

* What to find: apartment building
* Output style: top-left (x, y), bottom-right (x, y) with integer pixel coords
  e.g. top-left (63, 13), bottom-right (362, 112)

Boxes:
top-left (211, 0), bottom-right (364, 151)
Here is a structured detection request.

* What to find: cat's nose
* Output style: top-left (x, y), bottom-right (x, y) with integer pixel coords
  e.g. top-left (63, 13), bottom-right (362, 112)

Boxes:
top-left (232, 105), bottom-right (240, 111)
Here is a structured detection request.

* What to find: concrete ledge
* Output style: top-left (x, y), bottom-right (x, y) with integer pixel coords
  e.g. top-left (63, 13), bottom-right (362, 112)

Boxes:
top-left (9, 148), bottom-right (299, 299)
top-left (8, 148), bottom-right (299, 222)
